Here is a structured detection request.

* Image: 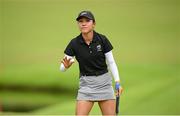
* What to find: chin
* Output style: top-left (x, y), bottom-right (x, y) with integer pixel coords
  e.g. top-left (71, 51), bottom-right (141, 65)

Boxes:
top-left (81, 31), bottom-right (88, 34)
top-left (81, 30), bottom-right (92, 34)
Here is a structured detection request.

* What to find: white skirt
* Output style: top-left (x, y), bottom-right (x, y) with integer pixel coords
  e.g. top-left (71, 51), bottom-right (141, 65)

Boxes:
top-left (77, 72), bottom-right (115, 101)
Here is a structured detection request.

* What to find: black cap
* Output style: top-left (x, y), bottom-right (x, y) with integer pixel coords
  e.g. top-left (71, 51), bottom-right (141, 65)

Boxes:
top-left (76, 11), bottom-right (95, 22)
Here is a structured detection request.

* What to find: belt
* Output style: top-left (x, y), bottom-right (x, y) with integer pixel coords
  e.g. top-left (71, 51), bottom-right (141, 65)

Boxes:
top-left (80, 70), bottom-right (108, 76)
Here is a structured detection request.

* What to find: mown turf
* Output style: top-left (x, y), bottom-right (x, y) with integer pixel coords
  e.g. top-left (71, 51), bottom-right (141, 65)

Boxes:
top-left (0, 0), bottom-right (179, 115)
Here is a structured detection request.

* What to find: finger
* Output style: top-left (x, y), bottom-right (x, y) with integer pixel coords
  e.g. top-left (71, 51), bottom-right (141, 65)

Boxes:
top-left (119, 88), bottom-right (123, 94)
top-left (69, 60), bottom-right (75, 65)
top-left (62, 61), bottom-right (69, 68)
top-left (64, 59), bottom-right (69, 64)
top-left (66, 58), bottom-right (71, 63)
top-left (64, 57), bottom-right (68, 61)
top-left (62, 59), bottom-right (66, 64)
top-left (115, 90), bottom-right (119, 96)
top-left (61, 61), bottom-right (65, 65)
top-left (67, 58), bottom-right (71, 62)
top-left (63, 57), bottom-right (66, 61)
top-left (65, 57), bottom-right (72, 64)
top-left (62, 60), bottom-right (67, 65)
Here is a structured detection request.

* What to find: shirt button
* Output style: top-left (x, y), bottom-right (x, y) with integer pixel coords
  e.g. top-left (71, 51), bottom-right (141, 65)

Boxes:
top-left (90, 51), bottom-right (92, 53)
top-left (89, 46), bottom-right (91, 48)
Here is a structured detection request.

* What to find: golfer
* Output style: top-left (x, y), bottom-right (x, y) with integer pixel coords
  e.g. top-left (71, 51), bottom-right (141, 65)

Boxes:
top-left (59, 11), bottom-right (123, 115)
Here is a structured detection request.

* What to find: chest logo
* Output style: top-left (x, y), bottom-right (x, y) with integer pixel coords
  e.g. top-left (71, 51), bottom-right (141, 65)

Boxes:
top-left (96, 44), bottom-right (102, 52)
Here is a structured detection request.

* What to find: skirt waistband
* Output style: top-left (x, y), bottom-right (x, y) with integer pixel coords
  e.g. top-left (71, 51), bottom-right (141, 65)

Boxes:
top-left (80, 70), bottom-right (108, 76)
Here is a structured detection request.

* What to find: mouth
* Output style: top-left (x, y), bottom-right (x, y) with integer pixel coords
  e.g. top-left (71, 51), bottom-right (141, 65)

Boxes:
top-left (81, 27), bottom-right (88, 29)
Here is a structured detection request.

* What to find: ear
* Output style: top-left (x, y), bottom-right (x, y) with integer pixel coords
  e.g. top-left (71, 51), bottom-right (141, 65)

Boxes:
top-left (93, 22), bottom-right (96, 28)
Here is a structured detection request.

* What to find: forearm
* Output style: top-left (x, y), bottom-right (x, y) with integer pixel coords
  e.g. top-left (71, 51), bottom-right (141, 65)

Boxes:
top-left (108, 60), bottom-right (120, 82)
top-left (105, 51), bottom-right (120, 82)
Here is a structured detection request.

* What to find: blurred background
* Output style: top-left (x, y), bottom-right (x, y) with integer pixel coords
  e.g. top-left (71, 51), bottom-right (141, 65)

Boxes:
top-left (0, 0), bottom-right (179, 115)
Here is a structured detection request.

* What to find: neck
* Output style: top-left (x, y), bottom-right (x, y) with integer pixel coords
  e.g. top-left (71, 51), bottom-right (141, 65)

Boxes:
top-left (82, 30), bottom-right (94, 42)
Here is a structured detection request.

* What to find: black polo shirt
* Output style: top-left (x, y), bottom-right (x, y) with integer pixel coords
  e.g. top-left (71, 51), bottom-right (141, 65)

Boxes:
top-left (64, 31), bottom-right (113, 76)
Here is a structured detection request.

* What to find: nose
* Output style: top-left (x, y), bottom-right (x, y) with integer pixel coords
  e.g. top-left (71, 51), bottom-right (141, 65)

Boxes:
top-left (82, 22), bottom-right (86, 26)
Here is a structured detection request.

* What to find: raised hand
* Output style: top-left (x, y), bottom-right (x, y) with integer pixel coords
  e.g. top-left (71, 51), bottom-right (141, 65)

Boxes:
top-left (61, 56), bottom-right (74, 69)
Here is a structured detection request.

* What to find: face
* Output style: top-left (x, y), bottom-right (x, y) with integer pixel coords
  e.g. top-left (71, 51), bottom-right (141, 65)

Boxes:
top-left (77, 17), bottom-right (95, 34)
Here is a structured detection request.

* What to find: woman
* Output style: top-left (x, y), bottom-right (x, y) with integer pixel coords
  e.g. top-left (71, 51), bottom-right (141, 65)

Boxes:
top-left (59, 11), bottom-right (123, 115)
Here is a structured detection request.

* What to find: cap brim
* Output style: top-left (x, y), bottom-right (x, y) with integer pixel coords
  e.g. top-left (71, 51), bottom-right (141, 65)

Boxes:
top-left (76, 16), bottom-right (93, 21)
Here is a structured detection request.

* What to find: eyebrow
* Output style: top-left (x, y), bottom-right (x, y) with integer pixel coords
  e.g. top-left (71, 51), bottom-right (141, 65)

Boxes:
top-left (78, 19), bottom-right (91, 22)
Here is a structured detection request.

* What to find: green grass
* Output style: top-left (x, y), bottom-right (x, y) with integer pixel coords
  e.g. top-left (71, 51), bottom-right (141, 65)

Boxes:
top-left (0, 64), bottom-right (179, 114)
top-left (0, 64), bottom-right (79, 90)
top-left (0, 0), bottom-right (179, 115)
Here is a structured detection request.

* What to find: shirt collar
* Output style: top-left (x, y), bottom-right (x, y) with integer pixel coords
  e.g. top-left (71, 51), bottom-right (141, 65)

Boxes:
top-left (79, 31), bottom-right (98, 44)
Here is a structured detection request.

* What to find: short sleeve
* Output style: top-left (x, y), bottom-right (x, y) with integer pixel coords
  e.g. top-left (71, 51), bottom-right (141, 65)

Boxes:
top-left (103, 36), bottom-right (113, 53)
top-left (64, 40), bottom-right (75, 56)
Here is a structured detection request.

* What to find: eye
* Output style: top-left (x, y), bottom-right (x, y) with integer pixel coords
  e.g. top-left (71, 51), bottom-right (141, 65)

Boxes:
top-left (85, 19), bottom-right (91, 22)
top-left (78, 20), bottom-right (83, 23)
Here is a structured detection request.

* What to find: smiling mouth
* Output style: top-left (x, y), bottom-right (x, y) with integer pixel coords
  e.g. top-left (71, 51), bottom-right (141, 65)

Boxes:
top-left (81, 28), bottom-right (88, 30)
top-left (81, 27), bottom-right (88, 29)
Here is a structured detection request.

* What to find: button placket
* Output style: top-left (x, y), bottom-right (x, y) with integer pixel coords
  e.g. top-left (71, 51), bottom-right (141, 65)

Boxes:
top-left (88, 43), bottom-right (92, 54)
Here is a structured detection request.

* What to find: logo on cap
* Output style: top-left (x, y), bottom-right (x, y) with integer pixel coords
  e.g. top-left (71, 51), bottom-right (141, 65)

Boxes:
top-left (76, 11), bottom-right (95, 21)
top-left (80, 12), bottom-right (87, 16)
